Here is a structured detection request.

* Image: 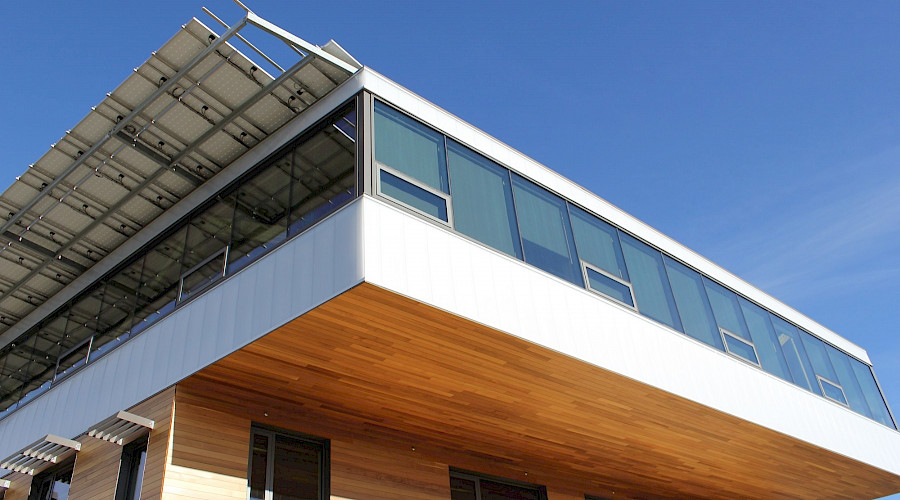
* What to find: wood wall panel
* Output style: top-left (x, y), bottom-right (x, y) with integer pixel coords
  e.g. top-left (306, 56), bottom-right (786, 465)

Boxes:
top-left (1, 388), bottom-right (175, 500)
top-left (2, 472), bottom-right (32, 500)
top-left (133, 387), bottom-right (176, 500)
top-left (67, 438), bottom-right (122, 500)
top-left (159, 387), bottom-right (249, 500)
top-left (330, 439), bottom-right (449, 500)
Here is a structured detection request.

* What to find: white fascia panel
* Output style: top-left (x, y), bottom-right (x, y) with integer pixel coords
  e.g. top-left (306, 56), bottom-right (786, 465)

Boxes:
top-left (361, 197), bottom-right (900, 475)
top-left (0, 199), bottom-right (365, 464)
top-left (357, 68), bottom-right (869, 364)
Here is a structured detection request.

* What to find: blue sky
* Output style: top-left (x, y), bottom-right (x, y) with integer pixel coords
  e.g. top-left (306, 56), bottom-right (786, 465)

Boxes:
top-left (2, 0), bottom-right (899, 484)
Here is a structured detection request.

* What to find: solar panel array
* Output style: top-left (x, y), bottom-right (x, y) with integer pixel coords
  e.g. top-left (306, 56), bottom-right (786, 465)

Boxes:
top-left (0, 13), bottom-right (357, 412)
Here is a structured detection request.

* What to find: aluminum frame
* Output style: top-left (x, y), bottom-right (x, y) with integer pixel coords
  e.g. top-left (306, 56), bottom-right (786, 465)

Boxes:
top-left (720, 327), bottom-right (762, 367)
top-left (176, 245), bottom-right (228, 303)
top-left (581, 260), bottom-right (637, 310)
top-left (247, 425), bottom-right (330, 500)
top-left (375, 163), bottom-right (453, 227)
top-left (817, 374), bottom-right (850, 408)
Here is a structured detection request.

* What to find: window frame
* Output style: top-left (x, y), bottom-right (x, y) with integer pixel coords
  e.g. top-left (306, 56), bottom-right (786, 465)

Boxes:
top-left (114, 435), bottom-right (149, 500)
top-left (817, 375), bottom-right (850, 407)
top-left (28, 458), bottom-right (74, 500)
top-left (720, 327), bottom-right (761, 367)
top-left (581, 261), bottom-right (636, 309)
top-left (246, 425), bottom-right (330, 500)
top-left (375, 162), bottom-right (453, 226)
top-left (449, 468), bottom-right (548, 500)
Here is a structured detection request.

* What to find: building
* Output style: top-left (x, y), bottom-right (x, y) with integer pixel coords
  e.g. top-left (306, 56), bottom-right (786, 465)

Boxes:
top-left (0, 6), bottom-right (898, 499)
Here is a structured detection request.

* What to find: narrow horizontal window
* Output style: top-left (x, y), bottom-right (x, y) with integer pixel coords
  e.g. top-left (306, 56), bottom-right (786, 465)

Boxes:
top-left (721, 328), bottom-right (761, 366)
top-left (818, 376), bottom-right (849, 407)
top-left (584, 264), bottom-right (634, 307)
top-left (378, 167), bottom-right (450, 223)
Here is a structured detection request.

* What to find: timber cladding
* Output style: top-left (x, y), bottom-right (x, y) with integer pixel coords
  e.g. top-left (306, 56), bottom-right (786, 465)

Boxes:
top-left (167, 282), bottom-right (900, 500)
top-left (0, 387), bottom-right (174, 500)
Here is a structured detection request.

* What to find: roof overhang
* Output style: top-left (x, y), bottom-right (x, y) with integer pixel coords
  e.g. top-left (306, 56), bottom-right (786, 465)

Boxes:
top-left (185, 281), bottom-right (900, 498)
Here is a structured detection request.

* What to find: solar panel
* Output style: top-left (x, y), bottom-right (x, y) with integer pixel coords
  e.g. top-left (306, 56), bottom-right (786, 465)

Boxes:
top-left (0, 7), bottom-right (359, 413)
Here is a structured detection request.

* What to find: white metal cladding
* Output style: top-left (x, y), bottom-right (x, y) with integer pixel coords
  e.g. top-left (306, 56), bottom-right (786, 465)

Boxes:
top-left (0, 11), bottom-right (357, 352)
top-left (0, 200), bottom-right (364, 464)
top-left (358, 69), bottom-right (870, 364)
top-left (361, 196), bottom-right (900, 475)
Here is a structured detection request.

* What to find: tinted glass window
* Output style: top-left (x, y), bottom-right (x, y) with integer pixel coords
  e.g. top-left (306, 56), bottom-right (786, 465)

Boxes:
top-left (447, 141), bottom-right (521, 258)
top-left (374, 101), bottom-right (448, 191)
top-left (738, 298), bottom-right (791, 381)
top-left (115, 437), bottom-right (148, 500)
top-left (511, 175), bottom-right (582, 285)
top-left (801, 331), bottom-right (840, 384)
top-left (450, 477), bottom-right (478, 500)
top-left (703, 279), bottom-right (751, 341)
top-left (380, 170), bottom-right (448, 221)
top-left (585, 267), bottom-right (634, 307)
top-left (663, 257), bottom-right (722, 349)
top-left (273, 434), bottom-right (321, 500)
top-left (618, 234), bottom-right (682, 331)
top-left (449, 471), bottom-right (545, 500)
top-left (850, 359), bottom-right (896, 428)
top-left (825, 346), bottom-right (872, 417)
top-left (770, 315), bottom-right (817, 392)
top-left (248, 428), bottom-right (327, 500)
top-left (568, 205), bottom-right (628, 281)
top-left (249, 434), bottom-right (268, 500)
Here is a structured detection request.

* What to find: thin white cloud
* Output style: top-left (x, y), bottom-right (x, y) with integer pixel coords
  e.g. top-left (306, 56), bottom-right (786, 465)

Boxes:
top-left (707, 146), bottom-right (900, 303)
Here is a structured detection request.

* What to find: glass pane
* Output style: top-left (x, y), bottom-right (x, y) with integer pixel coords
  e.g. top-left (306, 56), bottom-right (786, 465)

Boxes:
top-left (51, 467), bottom-right (72, 500)
top-left (511, 175), bottom-right (582, 285)
top-left (133, 226), bottom-right (187, 331)
top-left (374, 101), bottom-right (448, 191)
top-left (230, 164), bottom-right (292, 271)
top-left (800, 331), bottom-right (840, 384)
top-left (820, 377), bottom-right (848, 405)
top-left (663, 257), bottom-right (722, 349)
top-left (825, 346), bottom-right (872, 418)
top-left (850, 359), bottom-right (896, 428)
top-left (92, 283), bottom-right (132, 359)
top-left (447, 141), bottom-right (522, 259)
top-left (618, 233), bottom-right (682, 331)
top-left (480, 479), bottom-right (541, 500)
top-left (569, 205), bottom-right (628, 281)
top-left (131, 448), bottom-right (147, 500)
top-left (380, 170), bottom-right (448, 221)
top-left (249, 434), bottom-right (268, 500)
top-left (272, 434), bottom-right (321, 500)
top-left (703, 279), bottom-right (752, 341)
top-left (450, 477), bottom-right (478, 500)
top-left (180, 252), bottom-right (226, 302)
top-left (55, 339), bottom-right (90, 381)
top-left (183, 196), bottom-right (235, 272)
top-left (770, 315), bottom-right (817, 392)
top-left (738, 298), bottom-right (791, 382)
top-left (288, 107), bottom-right (356, 237)
top-left (585, 268), bottom-right (633, 307)
top-left (723, 333), bottom-right (760, 365)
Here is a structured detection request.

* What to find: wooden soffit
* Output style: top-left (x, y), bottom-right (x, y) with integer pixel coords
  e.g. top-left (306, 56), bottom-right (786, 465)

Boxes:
top-left (189, 282), bottom-right (900, 499)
